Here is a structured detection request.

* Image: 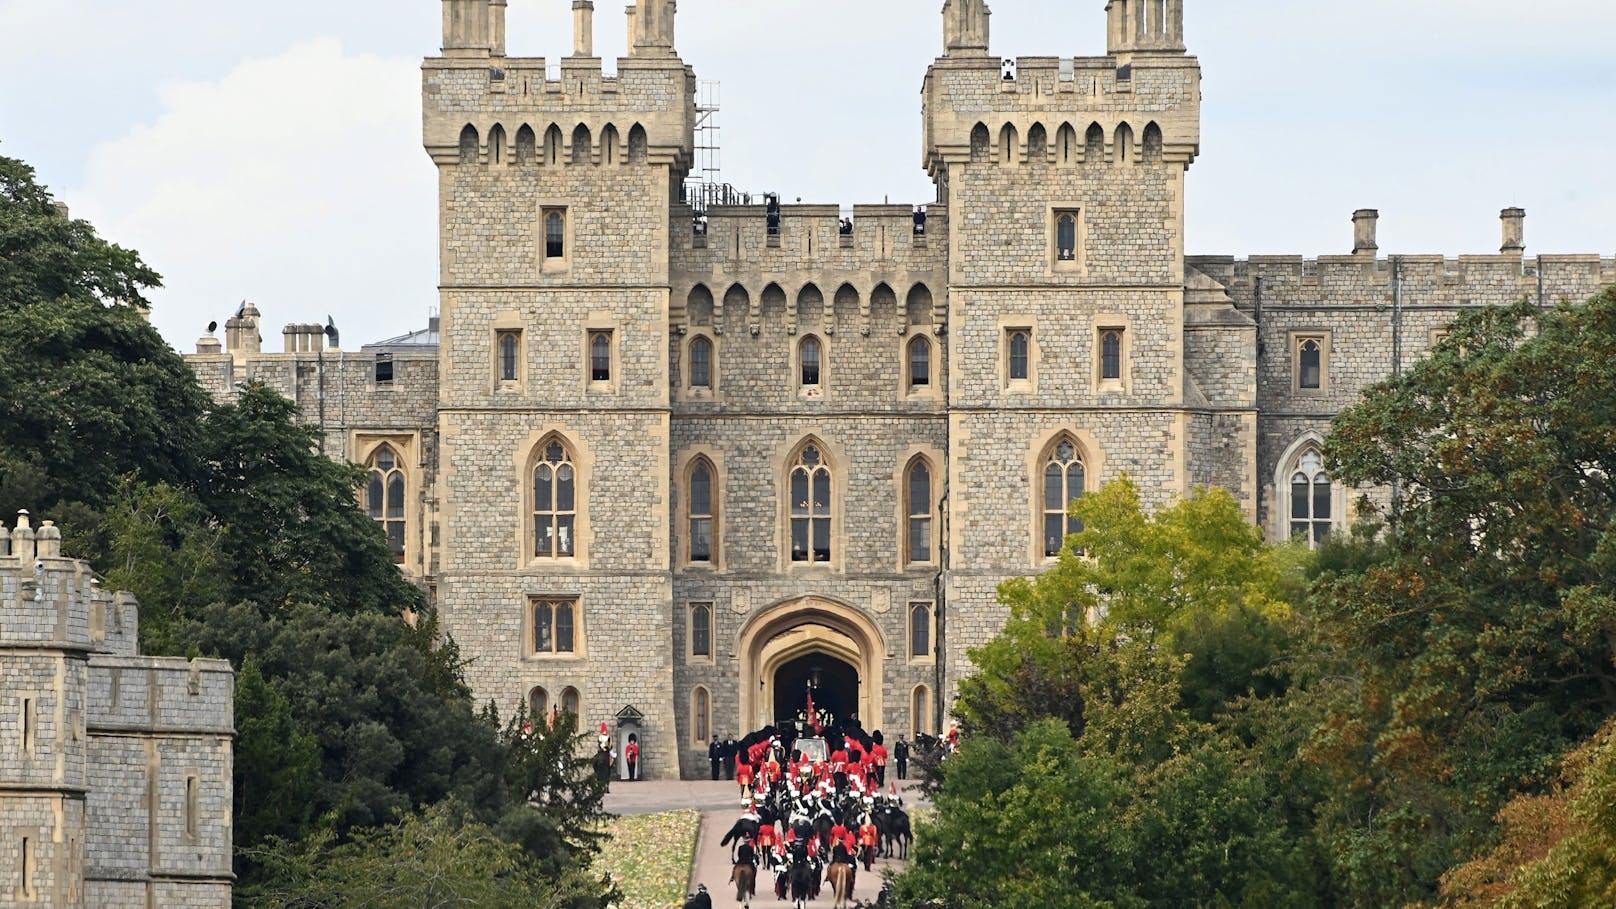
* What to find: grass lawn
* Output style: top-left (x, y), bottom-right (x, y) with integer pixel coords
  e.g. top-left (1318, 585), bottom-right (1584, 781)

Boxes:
top-left (594, 810), bottom-right (702, 909)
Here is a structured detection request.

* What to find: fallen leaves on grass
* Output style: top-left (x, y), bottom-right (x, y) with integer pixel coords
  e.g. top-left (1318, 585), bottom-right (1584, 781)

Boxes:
top-left (594, 810), bottom-right (702, 909)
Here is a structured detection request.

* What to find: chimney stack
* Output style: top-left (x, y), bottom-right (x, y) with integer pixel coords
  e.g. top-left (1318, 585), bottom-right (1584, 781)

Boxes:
top-left (1500, 207), bottom-right (1526, 256)
top-left (1352, 209), bottom-right (1379, 256)
top-left (574, 1), bottom-right (595, 56)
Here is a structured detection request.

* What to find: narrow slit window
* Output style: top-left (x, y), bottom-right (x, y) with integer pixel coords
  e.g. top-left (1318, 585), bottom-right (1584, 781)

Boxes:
top-left (800, 337), bottom-right (822, 387)
top-left (1101, 329), bottom-right (1123, 380)
top-left (689, 336), bottom-right (713, 388)
top-left (908, 336), bottom-right (931, 389)
top-left (1056, 212), bottom-right (1079, 262)
top-left (590, 331), bottom-right (612, 382)
top-left (691, 603), bottom-right (712, 658)
top-left (1009, 330), bottom-right (1031, 381)
top-left (498, 331), bottom-right (520, 382)
top-left (910, 604), bottom-right (932, 660)
top-left (544, 210), bottom-right (566, 259)
top-left (1299, 338), bottom-right (1323, 390)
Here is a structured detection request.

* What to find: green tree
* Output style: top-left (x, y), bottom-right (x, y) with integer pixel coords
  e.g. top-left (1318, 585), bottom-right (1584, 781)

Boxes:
top-left (899, 480), bottom-right (1323, 908)
top-left (494, 706), bottom-right (613, 881)
top-left (196, 384), bottom-right (423, 615)
top-left (241, 800), bottom-right (607, 909)
top-left (233, 658), bottom-right (321, 853)
top-left (1299, 288), bottom-right (1616, 904)
top-left (0, 153), bottom-right (207, 518)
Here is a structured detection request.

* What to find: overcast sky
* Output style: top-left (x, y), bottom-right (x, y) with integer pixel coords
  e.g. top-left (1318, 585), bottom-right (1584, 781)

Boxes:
top-left (2, 0), bottom-right (1611, 351)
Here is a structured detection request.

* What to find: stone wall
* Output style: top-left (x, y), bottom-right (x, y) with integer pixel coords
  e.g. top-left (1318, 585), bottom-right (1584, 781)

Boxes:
top-left (0, 515), bottom-right (234, 907)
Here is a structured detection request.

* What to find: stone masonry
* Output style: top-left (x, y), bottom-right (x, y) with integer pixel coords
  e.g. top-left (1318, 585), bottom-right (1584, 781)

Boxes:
top-left (0, 513), bottom-right (234, 908)
top-left (183, 1), bottom-right (1612, 780)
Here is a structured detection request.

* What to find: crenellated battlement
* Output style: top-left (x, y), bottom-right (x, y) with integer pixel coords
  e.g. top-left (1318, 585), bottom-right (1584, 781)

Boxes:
top-left (0, 513), bottom-right (137, 656)
top-left (426, 0), bottom-right (694, 170)
top-left (0, 509), bottom-right (234, 906)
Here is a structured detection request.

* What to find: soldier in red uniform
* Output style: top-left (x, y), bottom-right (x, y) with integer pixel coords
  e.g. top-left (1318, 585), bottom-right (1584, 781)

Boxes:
top-left (871, 741), bottom-right (889, 788)
top-left (736, 760), bottom-right (754, 798)
top-left (625, 737), bottom-right (641, 781)
top-left (859, 817), bottom-right (880, 871)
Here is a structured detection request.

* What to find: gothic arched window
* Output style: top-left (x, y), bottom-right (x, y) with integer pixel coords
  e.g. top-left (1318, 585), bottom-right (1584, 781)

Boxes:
top-left (912, 685), bottom-right (932, 736)
top-left (689, 459), bottom-right (715, 563)
top-left (498, 331), bottom-right (520, 382)
top-left (689, 335), bottom-right (713, 388)
top-left (533, 440), bottom-right (578, 558)
top-left (789, 445), bottom-right (832, 563)
top-left (1057, 214), bottom-right (1078, 261)
top-left (1009, 330), bottom-right (1031, 381)
top-left (561, 686), bottom-right (581, 717)
top-left (906, 459), bottom-right (934, 565)
top-left (1043, 437), bottom-right (1086, 557)
top-left (1101, 330), bottom-right (1123, 381)
top-left (1289, 450), bottom-right (1334, 547)
top-left (910, 603), bottom-right (932, 661)
top-left (366, 445), bottom-right (406, 562)
top-left (692, 687), bottom-right (711, 746)
top-left (800, 336), bottom-right (822, 388)
top-left (908, 335), bottom-right (932, 390)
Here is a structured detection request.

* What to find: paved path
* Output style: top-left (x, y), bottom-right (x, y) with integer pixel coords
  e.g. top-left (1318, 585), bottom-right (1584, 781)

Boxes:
top-left (603, 777), bottom-right (927, 905)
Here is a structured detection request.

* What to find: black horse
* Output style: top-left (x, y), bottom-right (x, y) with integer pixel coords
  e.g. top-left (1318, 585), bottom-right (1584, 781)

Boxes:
top-left (787, 843), bottom-right (818, 909)
top-left (875, 805), bottom-right (912, 860)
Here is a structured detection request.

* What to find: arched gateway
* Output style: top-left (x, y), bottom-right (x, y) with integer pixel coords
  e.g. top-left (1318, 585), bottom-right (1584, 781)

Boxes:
top-left (738, 597), bottom-right (886, 732)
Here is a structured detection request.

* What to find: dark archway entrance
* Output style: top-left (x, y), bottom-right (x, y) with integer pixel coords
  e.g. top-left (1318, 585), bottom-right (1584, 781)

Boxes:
top-left (772, 653), bottom-right (858, 727)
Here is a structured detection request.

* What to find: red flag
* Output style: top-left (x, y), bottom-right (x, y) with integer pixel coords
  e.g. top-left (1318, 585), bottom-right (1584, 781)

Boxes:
top-left (805, 690), bottom-right (817, 733)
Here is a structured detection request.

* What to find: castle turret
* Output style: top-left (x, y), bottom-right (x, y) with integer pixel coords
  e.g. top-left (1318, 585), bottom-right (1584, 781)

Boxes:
top-left (942, 0), bottom-right (990, 56)
top-left (441, 0), bottom-right (506, 57)
top-left (1107, 0), bottom-right (1185, 55)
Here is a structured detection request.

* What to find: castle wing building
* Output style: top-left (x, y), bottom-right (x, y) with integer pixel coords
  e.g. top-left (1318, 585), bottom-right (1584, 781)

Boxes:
top-left (186, 0), bottom-right (1613, 780)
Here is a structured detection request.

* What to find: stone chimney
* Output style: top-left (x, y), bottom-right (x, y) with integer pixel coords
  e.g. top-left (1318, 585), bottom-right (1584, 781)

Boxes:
top-left (1352, 209), bottom-right (1379, 256)
top-left (1501, 207), bottom-right (1526, 256)
top-left (574, 1), bottom-right (595, 56)
top-left (36, 522), bottom-right (61, 559)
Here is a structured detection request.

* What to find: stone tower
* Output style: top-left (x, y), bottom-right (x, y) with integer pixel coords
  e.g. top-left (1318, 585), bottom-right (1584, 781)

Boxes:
top-left (923, 0), bottom-right (1252, 689)
top-left (423, 0), bottom-right (693, 775)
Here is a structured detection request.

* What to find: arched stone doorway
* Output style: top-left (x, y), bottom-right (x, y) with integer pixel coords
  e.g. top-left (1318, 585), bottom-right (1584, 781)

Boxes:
top-left (737, 596), bottom-right (885, 733)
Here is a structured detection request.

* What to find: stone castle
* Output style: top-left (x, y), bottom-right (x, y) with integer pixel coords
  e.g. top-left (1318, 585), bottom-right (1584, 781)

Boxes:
top-left (0, 514), bottom-right (234, 907)
top-left (183, 0), bottom-right (1613, 780)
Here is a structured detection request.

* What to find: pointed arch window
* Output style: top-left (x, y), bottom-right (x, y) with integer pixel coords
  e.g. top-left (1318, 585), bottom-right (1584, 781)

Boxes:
top-left (912, 685), bottom-right (932, 736)
top-left (1101, 329), bottom-right (1123, 381)
top-left (367, 445), bottom-right (406, 562)
top-left (1009, 330), bottom-right (1031, 382)
top-left (908, 335), bottom-right (932, 390)
top-left (689, 335), bottom-right (713, 388)
top-left (906, 459), bottom-right (934, 565)
top-left (800, 336), bottom-right (822, 388)
top-left (689, 602), bottom-right (713, 659)
top-left (533, 440), bottom-right (578, 558)
top-left (692, 686), bottom-right (711, 746)
top-left (689, 459), bottom-right (715, 563)
top-left (561, 686), bottom-right (581, 717)
top-left (790, 445), bottom-right (832, 563)
top-left (458, 124), bottom-right (479, 164)
top-left (1043, 438), bottom-right (1086, 557)
top-left (544, 209), bottom-right (566, 260)
top-left (910, 603), bottom-right (933, 661)
top-left (498, 331), bottom-right (521, 382)
top-left (589, 331), bottom-right (613, 382)
top-left (529, 686), bottom-right (549, 719)
top-left (1289, 450), bottom-right (1334, 547)
top-left (1056, 213), bottom-right (1079, 261)
top-left (1299, 338), bottom-right (1323, 390)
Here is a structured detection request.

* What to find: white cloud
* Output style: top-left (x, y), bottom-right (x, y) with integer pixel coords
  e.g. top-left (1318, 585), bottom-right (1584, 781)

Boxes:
top-left (67, 38), bottom-right (437, 350)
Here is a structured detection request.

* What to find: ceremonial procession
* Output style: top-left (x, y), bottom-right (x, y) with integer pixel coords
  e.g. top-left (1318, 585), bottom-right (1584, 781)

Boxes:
top-left (671, 683), bottom-right (961, 909)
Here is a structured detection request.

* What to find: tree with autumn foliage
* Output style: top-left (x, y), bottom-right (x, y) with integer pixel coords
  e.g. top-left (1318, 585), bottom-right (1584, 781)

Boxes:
top-left (1301, 287), bottom-right (1616, 905)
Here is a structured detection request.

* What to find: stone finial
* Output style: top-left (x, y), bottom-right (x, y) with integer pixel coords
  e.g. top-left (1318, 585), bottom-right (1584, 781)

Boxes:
top-left (1352, 209), bottom-right (1379, 256)
top-left (1501, 207), bottom-right (1526, 256)
top-left (574, 1), bottom-right (595, 57)
top-left (37, 521), bottom-right (61, 558)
